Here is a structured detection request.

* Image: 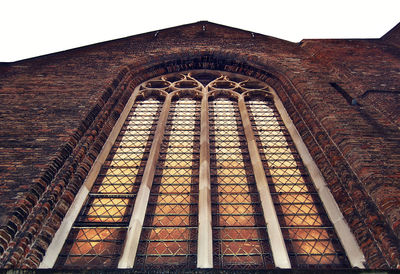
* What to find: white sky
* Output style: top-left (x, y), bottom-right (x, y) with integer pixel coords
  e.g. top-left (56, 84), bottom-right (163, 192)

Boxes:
top-left (0, 0), bottom-right (399, 62)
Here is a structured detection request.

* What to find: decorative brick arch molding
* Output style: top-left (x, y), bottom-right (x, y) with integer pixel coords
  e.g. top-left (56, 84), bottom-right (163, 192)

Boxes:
top-left (0, 53), bottom-right (398, 269)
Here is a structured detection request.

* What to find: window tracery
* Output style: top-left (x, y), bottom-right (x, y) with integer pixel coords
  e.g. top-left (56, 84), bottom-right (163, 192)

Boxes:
top-left (43, 70), bottom-right (364, 270)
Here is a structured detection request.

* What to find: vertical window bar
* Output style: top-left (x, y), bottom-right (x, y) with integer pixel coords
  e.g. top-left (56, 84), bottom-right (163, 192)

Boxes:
top-left (54, 97), bottom-right (162, 269)
top-left (134, 98), bottom-right (200, 269)
top-left (209, 97), bottom-right (274, 270)
top-left (246, 98), bottom-right (350, 268)
top-left (197, 93), bottom-right (213, 268)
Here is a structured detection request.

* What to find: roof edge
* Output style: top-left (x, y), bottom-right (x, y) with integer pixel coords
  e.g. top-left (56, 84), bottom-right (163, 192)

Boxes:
top-left (2, 21), bottom-right (288, 64)
top-left (381, 22), bottom-right (400, 40)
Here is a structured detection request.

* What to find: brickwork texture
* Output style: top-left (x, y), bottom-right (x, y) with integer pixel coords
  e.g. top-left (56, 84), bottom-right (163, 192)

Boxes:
top-left (0, 21), bottom-right (399, 269)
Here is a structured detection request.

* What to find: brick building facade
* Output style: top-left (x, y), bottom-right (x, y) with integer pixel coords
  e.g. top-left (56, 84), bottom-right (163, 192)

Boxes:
top-left (0, 21), bottom-right (399, 269)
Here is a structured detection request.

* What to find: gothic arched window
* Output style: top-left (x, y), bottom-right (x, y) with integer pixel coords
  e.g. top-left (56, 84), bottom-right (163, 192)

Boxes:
top-left (40, 70), bottom-right (365, 270)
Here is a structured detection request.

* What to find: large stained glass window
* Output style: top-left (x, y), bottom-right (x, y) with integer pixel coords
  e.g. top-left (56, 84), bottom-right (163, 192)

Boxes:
top-left (45, 70), bottom-right (363, 270)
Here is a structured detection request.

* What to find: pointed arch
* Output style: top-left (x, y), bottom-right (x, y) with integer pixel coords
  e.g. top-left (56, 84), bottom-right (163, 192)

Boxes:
top-left (37, 70), bottom-right (365, 270)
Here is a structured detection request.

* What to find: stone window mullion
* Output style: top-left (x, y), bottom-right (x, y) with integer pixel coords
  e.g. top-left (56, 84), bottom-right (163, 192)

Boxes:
top-left (197, 91), bottom-right (213, 268)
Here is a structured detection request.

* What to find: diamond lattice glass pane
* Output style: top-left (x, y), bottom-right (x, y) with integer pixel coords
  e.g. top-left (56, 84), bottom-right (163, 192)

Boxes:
top-left (56, 226), bottom-right (125, 268)
top-left (82, 198), bottom-right (130, 223)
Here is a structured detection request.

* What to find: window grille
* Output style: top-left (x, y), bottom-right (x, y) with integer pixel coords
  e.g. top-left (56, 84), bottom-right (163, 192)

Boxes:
top-left (246, 98), bottom-right (349, 268)
top-left (55, 97), bottom-right (162, 269)
top-left (45, 70), bottom-right (364, 270)
top-left (134, 98), bottom-right (200, 269)
top-left (209, 97), bottom-right (273, 269)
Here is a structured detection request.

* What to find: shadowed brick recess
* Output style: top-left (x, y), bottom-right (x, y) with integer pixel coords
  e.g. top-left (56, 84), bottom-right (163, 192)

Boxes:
top-left (0, 21), bottom-right (399, 269)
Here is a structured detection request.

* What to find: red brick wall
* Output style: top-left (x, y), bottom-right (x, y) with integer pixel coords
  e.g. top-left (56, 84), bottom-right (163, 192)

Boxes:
top-left (0, 21), bottom-right (399, 268)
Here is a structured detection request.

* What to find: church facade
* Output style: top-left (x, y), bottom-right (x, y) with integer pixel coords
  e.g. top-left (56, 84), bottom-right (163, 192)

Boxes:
top-left (0, 21), bottom-right (399, 269)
